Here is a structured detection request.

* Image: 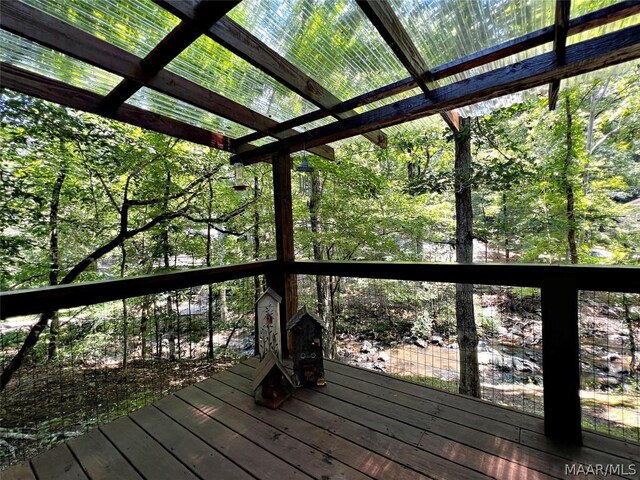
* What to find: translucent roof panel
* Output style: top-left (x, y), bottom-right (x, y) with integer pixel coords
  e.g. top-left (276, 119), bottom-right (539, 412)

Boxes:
top-left (167, 35), bottom-right (317, 123)
top-left (228, 0), bottom-right (409, 100)
top-left (21, 0), bottom-right (179, 58)
top-left (390, 0), bottom-right (554, 70)
top-left (127, 88), bottom-right (255, 139)
top-left (1, 30), bottom-right (121, 96)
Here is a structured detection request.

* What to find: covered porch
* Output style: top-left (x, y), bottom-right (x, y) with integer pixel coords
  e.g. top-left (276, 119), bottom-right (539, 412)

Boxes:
top-left (5, 357), bottom-right (638, 480)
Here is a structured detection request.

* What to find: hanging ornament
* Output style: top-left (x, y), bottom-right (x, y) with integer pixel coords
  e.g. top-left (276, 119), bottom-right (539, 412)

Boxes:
top-left (233, 162), bottom-right (249, 191)
top-left (296, 153), bottom-right (314, 197)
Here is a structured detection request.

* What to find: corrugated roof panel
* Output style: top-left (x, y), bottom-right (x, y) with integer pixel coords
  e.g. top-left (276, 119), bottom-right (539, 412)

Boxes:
top-left (228, 0), bottom-right (408, 100)
top-left (0, 30), bottom-right (121, 96)
top-left (21, 0), bottom-right (179, 58)
top-left (127, 88), bottom-right (255, 139)
top-left (166, 35), bottom-right (318, 123)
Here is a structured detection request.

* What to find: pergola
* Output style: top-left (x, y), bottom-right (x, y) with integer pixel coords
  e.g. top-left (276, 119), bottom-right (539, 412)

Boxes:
top-left (1, 0), bottom-right (640, 453)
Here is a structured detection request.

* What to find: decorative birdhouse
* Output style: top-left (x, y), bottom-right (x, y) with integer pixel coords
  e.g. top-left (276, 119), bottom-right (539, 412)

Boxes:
top-left (287, 306), bottom-right (326, 388)
top-left (256, 288), bottom-right (282, 360)
top-left (251, 351), bottom-right (293, 409)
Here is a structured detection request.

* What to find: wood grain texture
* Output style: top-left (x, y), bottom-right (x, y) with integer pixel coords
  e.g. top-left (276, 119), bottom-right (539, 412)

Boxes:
top-left (67, 429), bottom-right (143, 480)
top-left (100, 416), bottom-right (199, 480)
top-left (1, 461), bottom-right (37, 480)
top-left (30, 445), bottom-right (88, 480)
top-left (548, 0), bottom-right (572, 110)
top-left (232, 24), bottom-right (640, 163)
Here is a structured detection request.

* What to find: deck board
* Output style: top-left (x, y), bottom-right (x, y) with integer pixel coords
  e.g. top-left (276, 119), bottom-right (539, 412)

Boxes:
top-left (4, 359), bottom-right (638, 480)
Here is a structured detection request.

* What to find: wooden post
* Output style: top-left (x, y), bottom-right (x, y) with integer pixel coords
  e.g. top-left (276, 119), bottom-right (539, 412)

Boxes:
top-left (271, 151), bottom-right (297, 357)
top-left (541, 274), bottom-right (582, 444)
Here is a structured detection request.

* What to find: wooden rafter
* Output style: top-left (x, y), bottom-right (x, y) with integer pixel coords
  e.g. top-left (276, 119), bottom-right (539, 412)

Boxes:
top-left (234, 1), bottom-right (640, 149)
top-left (356, 0), bottom-right (459, 132)
top-left (99, 0), bottom-right (240, 113)
top-left (154, 0), bottom-right (388, 148)
top-left (548, 0), bottom-right (572, 110)
top-left (0, 1), bottom-right (334, 161)
top-left (231, 24), bottom-right (640, 165)
top-left (0, 63), bottom-right (235, 151)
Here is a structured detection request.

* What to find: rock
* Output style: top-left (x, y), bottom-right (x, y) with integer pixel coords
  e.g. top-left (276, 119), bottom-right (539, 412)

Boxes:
top-left (361, 340), bottom-right (374, 353)
top-left (414, 338), bottom-right (428, 348)
top-left (373, 362), bottom-right (386, 372)
top-left (510, 325), bottom-right (523, 336)
top-left (354, 355), bottom-right (365, 363)
top-left (338, 348), bottom-right (351, 359)
top-left (377, 351), bottom-right (390, 362)
top-left (448, 343), bottom-right (459, 349)
top-left (606, 353), bottom-right (621, 362)
top-left (430, 335), bottom-right (444, 346)
top-left (497, 326), bottom-right (508, 336)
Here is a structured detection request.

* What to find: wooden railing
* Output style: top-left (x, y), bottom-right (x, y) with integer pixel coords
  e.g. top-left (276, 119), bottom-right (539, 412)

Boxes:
top-left (1, 259), bottom-right (639, 444)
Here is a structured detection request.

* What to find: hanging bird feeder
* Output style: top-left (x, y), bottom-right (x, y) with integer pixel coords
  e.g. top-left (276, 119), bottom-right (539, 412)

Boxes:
top-left (296, 154), bottom-right (314, 197)
top-left (233, 162), bottom-right (249, 191)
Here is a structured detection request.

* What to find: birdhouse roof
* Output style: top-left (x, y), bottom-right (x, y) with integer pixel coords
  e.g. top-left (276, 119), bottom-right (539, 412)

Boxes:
top-left (287, 305), bottom-right (324, 330)
top-left (255, 287), bottom-right (282, 305)
top-left (251, 351), bottom-right (293, 391)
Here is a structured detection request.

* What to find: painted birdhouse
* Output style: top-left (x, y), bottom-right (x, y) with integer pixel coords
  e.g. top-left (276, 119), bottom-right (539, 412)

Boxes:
top-left (256, 288), bottom-right (282, 360)
top-left (251, 351), bottom-right (294, 408)
top-left (287, 306), bottom-right (326, 388)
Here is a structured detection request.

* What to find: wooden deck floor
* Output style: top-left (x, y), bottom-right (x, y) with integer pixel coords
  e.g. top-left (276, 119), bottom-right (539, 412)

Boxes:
top-left (5, 359), bottom-right (639, 480)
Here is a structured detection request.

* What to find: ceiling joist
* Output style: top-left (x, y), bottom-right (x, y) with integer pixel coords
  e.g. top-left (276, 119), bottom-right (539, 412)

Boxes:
top-left (548, 0), bottom-right (572, 110)
top-left (231, 24), bottom-right (640, 165)
top-left (356, 0), bottom-right (459, 131)
top-left (0, 1), bottom-right (334, 161)
top-left (153, 0), bottom-right (388, 149)
top-left (1, 63), bottom-right (235, 151)
top-left (234, 1), bottom-right (640, 149)
top-left (100, 1), bottom-right (239, 113)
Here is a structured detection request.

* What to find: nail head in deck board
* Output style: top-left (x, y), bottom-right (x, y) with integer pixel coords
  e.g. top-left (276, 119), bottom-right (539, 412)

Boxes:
top-left (175, 385), bottom-right (371, 480)
top-left (196, 376), bottom-right (432, 480)
top-left (67, 429), bottom-right (143, 480)
top-left (1, 461), bottom-right (37, 480)
top-left (99, 416), bottom-right (199, 480)
top-left (153, 393), bottom-right (312, 479)
top-left (128, 405), bottom-right (249, 480)
top-left (30, 445), bottom-right (88, 480)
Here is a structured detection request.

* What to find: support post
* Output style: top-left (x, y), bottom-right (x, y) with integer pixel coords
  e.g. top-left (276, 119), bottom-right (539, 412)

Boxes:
top-left (541, 274), bottom-right (582, 444)
top-left (271, 151), bottom-right (297, 357)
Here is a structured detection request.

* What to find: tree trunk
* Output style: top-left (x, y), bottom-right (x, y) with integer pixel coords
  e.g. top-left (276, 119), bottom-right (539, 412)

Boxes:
top-left (308, 170), bottom-right (333, 358)
top-left (206, 178), bottom-right (215, 360)
top-left (47, 164), bottom-right (66, 360)
top-left (454, 117), bottom-right (480, 398)
top-left (162, 169), bottom-right (176, 361)
top-left (120, 243), bottom-right (128, 370)
top-left (563, 96), bottom-right (579, 265)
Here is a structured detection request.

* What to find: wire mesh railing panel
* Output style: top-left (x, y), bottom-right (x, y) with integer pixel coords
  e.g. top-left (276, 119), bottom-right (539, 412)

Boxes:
top-left (579, 291), bottom-right (640, 442)
top-left (297, 275), bottom-right (544, 416)
top-left (0, 276), bottom-right (258, 469)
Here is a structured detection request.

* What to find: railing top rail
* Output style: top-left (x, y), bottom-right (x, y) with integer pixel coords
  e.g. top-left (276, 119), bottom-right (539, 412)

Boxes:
top-left (285, 260), bottom-right (640, 293)
top-left (0, 260), bottom-right (276, 319)
top-left (2, 259), bottom-right (637, 319)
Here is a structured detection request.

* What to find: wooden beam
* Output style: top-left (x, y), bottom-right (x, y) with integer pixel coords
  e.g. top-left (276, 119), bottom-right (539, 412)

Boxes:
top-left (99, 1), bottom-right (240, 113)
top-left (541, 274), bottom-right (582, 443)
top-left (356, 0), bottom-right (458, 131)
top-left (154, 0), bottom-right (388, 148)
top-left (0, 261), bottom-right (275, 319)
top-left (0, 1), bottom-right (333, 161)
top-left (548, 0), bottom-right (572, 110)
top-left (0, 63), bottom-right (234, 151)
top-left (231, 24), bottom-right (640, 164)
top-left (271, 151), bottom-right (297, 357)
top-left (233, 1), bottom-right (640, 147)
